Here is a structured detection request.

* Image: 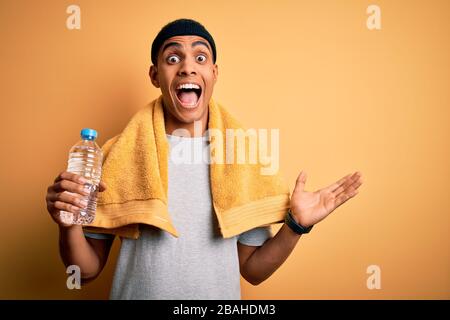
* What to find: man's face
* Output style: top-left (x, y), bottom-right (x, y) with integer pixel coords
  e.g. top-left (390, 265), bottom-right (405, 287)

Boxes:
top-left (150, 35), bottom-right (218, 128)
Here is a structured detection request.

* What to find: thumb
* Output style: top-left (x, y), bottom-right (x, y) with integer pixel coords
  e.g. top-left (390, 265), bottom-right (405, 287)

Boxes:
top-left (293, 171), bottom-right (307, 194)
top-left (99, 181), bottom-right (107, 192)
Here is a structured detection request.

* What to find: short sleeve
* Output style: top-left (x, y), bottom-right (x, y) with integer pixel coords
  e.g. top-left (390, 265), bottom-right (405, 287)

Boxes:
top-left (84, 231), bottom-right (115, 240)
top-left (238, 226), bottom-right (272, 246)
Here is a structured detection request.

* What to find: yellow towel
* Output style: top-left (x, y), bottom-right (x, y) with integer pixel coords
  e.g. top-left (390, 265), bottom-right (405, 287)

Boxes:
top-left (84, 96), bottom-right (290, 239)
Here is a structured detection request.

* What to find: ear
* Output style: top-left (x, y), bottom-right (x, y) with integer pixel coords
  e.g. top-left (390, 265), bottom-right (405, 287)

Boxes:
top-left (149, 65), bottom-right (160, 88)
top-left (213, 64), bottom-right (219, 84)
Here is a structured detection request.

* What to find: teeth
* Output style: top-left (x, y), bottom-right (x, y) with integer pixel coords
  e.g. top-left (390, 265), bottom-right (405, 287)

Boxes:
top-left (177, 83), bottom-right (200, 90)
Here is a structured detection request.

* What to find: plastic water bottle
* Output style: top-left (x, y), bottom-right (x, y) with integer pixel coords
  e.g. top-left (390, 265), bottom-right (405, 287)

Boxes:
top-left (60, 128), bottom-right (103, 225)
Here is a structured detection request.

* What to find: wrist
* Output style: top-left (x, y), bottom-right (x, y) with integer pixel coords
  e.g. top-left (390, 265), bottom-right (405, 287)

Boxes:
top-left (59, 224), bottom-right (82, 236)
top-left (289, 209), bottom-right (312, 228)
top-left (285, 209), bottom-right (314, 235)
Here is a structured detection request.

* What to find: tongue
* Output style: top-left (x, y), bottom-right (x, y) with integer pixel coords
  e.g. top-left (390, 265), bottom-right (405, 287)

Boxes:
top-left (178, 91), bottom-right (198, 106)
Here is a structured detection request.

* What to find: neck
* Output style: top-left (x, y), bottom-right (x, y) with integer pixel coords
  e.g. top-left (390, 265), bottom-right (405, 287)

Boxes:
top-left (164, 112), bottom-right (209, 137)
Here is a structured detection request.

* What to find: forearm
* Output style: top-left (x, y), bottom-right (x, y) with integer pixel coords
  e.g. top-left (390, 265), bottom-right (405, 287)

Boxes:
top-left (58, 225), bottom-right (101, 279)
top-left (241, 223), bottom-right (301, 285)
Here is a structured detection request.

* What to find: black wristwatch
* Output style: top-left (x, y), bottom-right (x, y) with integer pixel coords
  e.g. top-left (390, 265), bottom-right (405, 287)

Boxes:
top-left (285, 209), bottom-right (314, 235)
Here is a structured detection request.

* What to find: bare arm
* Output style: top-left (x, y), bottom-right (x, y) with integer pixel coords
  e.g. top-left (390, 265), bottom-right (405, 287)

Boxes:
top-left (238, 224), bottom-right (301, 285)
top-left (238, 171), bottom-right (363, 285)
top-left (46, 171), bottom-right (112, 282)
top-left (59, 225), bottom-right (113, 282)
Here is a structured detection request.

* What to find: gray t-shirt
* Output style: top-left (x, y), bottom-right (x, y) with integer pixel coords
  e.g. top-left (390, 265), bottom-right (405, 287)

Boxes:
top-left (85, 134), bottom-right (272, 299)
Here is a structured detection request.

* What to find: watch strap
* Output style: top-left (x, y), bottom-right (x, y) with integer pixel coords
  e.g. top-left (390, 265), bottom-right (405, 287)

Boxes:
top-left (285, 210), bottom-right (313, 234)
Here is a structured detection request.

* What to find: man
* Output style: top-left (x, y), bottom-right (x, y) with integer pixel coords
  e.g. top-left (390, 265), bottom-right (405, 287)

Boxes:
top-left (45, 19), bottom-right (363, 299)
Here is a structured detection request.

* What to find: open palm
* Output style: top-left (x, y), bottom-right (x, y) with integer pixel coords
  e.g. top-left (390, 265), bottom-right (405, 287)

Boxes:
top-left (290, 171), bottom-right (363, 228)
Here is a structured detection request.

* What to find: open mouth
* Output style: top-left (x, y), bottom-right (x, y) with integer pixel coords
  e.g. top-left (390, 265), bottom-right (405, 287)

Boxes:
top-left (175, 83), bottom-right (202, 109)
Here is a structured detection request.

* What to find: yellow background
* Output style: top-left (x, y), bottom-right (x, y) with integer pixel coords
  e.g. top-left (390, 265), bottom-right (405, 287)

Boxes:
top-left (0, 0), bottom-right (448, 299)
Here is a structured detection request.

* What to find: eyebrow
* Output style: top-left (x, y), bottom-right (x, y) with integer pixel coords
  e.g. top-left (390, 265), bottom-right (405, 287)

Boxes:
top-left (161, 40), bottom-right (211, 54)
top-left (192, 40), bottom-right (211, 52)
top-left (161, 42), bottom-right (182, 53)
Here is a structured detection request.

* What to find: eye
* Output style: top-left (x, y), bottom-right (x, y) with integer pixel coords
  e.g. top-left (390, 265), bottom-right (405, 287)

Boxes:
top-left (167, 55), bottom-right (180, 64)
top-left (196, 54), bottom-right (207, 63)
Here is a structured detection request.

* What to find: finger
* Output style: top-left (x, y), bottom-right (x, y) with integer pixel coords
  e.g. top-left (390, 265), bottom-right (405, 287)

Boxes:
top-left (334, 176), bottom-right (362, 198)
top-left (99, 181), bottom-right (107, 192)
top-left (54, 171), bottom-right (87, 185)
top-left (52, 200), bottom-right (82, 215)
top-left (335, 189), bottom-right (359, 208)
top-left (45, 200), bottom-right (74, 226)
top-left (331, 172), bottom-right (361, 195)
top-left (293, 171), bottom-right (307, 193)
top-left (53, 179), bottom-right (90, 196)
top-left (324, 173), bottom-right (353, 193)
top-left (53, 205), bottom-right (78, 227)
top-left (47, 191), bottom-right (88, 210)
top-left (350, 176), bottom-right (363, 191)
top-left (55, 212), bottom-right (75, 228)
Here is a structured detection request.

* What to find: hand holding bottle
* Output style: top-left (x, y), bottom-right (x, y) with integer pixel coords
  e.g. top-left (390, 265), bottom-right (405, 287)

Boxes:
top-left (45, 171), bottom-right (107, 228)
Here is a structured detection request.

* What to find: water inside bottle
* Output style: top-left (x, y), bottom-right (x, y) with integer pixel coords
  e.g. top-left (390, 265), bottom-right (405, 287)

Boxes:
top-left (73, 182), bottom-right (99, 224)
top-left (60, 142), bottom-right (102, 225)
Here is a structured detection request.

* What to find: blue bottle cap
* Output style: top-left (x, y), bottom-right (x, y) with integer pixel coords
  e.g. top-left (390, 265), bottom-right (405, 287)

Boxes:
top-left (81, 128), bottom-right (98, 140)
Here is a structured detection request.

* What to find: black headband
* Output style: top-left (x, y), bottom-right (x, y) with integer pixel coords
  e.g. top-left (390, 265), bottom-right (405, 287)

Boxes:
top-left (151, 19), bottom-right (217, 65)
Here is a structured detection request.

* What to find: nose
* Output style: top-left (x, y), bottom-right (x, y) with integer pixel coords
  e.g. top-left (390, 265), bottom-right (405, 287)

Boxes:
top-left (177, 57), bottom-right (197, 77)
